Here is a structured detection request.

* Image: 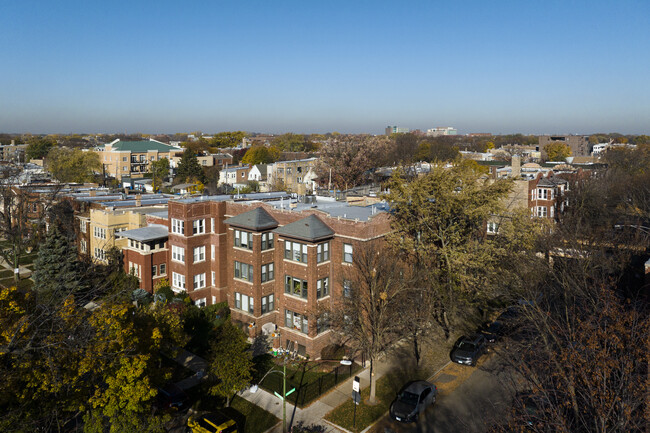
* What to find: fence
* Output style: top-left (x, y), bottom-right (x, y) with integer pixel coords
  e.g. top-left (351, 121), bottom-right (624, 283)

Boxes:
top-left (259, 360), bottom-right (361, 407)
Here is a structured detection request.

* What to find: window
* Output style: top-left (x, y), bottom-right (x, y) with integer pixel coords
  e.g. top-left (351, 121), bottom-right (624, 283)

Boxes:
top-left (317, 277), bottom-right (329, 298)
top-left (171, 218), bottom-right (184, 235)
top-left (285, 275), bottom-right (308, 299)
top-left (159, 263), bottom-right (166, 275)
top-left (234, 261), bottom-right (253, 282)
top-left (234, 229), bottom-right (253, 250)
top-left (317, 242), bottom-right (329, 263)
top-left (193, 246), bottom-right (205, 263)
top-left (129, 262), bottom-right (141, 279)
top-left (172, 272), bottom-right (185, 290)
top-left (235, 292), bottom-right (255, 314)
top-left (172, 245), bottom-right (185, 263)
top-left (122, 166), bottom-right (127, 171)
top-left (261, 263), bottom-right (274, 282)
top-left (343, 243), bottom-right (353, 263)
top-left (261, 294), bottom-right (274, 314)
top-left (211, 245), bottom-right (215, 260)
top-left (536, 206), bottom-right (547, 218)
top-left (93, 247), bottom-right (105, 261)
top-left (285, 309), bottom-right (308, 334)
top-left (194, 273), bottom-right (206, 289)
top-left (317, 313), bottom-right (330, 334)
top-left (261, 232), bottom-right (274, 250)
top-left (152, 265), bottom-right (157, 276)
top-left (284, 240), bottom-right (307, 263)
top-left (211, 218), bottom-right (215, 233)
top-left (343, 279), bottom-right (352, 297)
top-left (80, 239), bottom-right (87, 253)
top-left (93, 227), bottom-right (106, 239)
top-left (487, 221), bottom-right (499, 234)
top-left (537, 188), bottom-right (548, 200)
top-left (193, 219), bottom-right (205, 235)
top-left (211, 271), bottom-right (215, 286)
top-left (122, 156), bottom-right (127, 162)
top-left (80, 220), bottom-right (87, 233)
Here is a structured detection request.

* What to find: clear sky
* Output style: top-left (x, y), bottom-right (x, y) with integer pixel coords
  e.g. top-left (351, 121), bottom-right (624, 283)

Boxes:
top-left (1, 0), bottom-right (649, 135)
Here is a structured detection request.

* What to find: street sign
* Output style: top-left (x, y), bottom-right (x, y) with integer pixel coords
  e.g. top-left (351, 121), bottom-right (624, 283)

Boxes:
top-left (352, 390), bottom-right (361, 405)
top-left (274, 391), bottom-right (283, 400)
top-left (285, 388), bottom-right (296, 397)
top-left (352, 376), bottom-right (360, 393)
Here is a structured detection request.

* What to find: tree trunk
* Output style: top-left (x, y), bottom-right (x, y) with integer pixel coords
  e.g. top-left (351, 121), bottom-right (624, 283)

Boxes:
top-left (413, 331), bottom-right (421, 365)
top-left (368, 356), bottom-right (376, 405)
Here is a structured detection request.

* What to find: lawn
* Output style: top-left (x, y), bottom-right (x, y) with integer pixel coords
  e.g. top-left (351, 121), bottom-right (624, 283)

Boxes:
top-left (0, 277), bottom-right (33, 290)
top-left (187, 384), bottom-right (279, 433)
top-left (0, 269), bottom-right (14, 279)
top-left (259, 359), bottom-right (361, 407)
top-left (19, 254), bottom-right (37, 266)
top-left (325, 362), bottom-right (436, 433)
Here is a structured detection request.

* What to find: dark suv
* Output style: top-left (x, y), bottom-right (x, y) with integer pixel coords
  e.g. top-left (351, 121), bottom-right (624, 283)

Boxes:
top-left (450, 334), bottom-right (487, 366)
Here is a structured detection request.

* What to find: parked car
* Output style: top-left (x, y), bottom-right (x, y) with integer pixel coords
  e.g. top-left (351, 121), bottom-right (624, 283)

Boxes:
top-left (450, 334), bottom-right (487, 366)
top-left (480, 321), bottom-right (504, 343)
top-left (156, 383), bottom-right (189, 411)
top-left (188, 411), bottom-right (238, 433)
top-left (389, 380), bottom-right (437, 423)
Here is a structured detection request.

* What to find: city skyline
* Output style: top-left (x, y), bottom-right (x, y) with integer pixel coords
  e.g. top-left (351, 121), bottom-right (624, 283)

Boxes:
top-left (1, 0), bottom-right (649, 135)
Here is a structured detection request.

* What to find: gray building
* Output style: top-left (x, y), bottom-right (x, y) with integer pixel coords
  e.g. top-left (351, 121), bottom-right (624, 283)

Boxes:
top-left (539, 135), bottom-right (590, 158)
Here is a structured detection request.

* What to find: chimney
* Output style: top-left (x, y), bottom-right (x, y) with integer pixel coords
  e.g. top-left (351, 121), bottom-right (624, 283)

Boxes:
top-left (135, 194), bottom-right (142, 207)
top-left (511, 155), bottom-right (521, 179)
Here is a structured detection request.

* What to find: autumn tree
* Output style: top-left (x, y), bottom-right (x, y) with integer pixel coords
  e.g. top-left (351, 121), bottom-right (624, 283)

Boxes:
top-left (241, 145), bottom-right (280, 165)
top-left (150, 157), bottom-right (169, 191)
top-left (46, 147), bottom-right (101, 183)
top-left (544, 141), bottom-right (572, 161)
top-left (26, 136), bottom-right (56, 160)
top-left (207, 320), bottom-right (253, 406)
top-left (210, 131), bottom-right (247, 148)
top-left (384, 163), bottom-right (513, 337)
top-left (271, 133), bottom-right (319, 152)
top-left (316, 135), bottom-right (391, 190)
top-left (329, 242), bottom-right (413, 404)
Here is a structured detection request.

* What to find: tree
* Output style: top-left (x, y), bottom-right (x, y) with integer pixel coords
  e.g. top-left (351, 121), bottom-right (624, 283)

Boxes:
top-left (32, 225), bottom-right (86, 302)
top-left (210, 131), bottom-right (247, 148)
top-left (544, 142), bottom-right (572, 161)
top-left (384, 164), bottom-right (513, 338)
top-left (329, 242), bottom-right (412, 404)
top-left (46, 147), bottom-right (101, 183)
top-left (315, 135), bottom-right (391, 190)
top-left (25, 136), bottom-right (56, 160)
top-left (207, 320), bottom-right (253, 406)
top-left (241, 145), bottom-right (279, 165)
top-left (175, 148), bottom-right (205, 184)
top-left (150, 157), bottom-right (169, 192)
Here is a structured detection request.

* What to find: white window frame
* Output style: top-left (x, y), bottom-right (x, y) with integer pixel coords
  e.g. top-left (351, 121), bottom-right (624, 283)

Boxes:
top-left (343, 243), bottom-right (353, 263)
top-left (193, 219), bottom-right (205, 235)
top-left (193, 246), bottom-right (205, 263)
top-left (317, 277), bottom-right (330, 298)
top-left (194, 273), bottom-right (206, 289)
top-left (172, 272), bottom-right (186, 291)
top-left (211, 245), bottom-right (215, 260)
top-left (171, 218), bottom-right (185, 235)
top-left (171, 245), bottom-right (185, 263)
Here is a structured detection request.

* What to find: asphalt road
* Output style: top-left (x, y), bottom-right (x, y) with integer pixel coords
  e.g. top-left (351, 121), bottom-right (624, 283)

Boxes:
top-left (372, 355), bottom-right (514, 433)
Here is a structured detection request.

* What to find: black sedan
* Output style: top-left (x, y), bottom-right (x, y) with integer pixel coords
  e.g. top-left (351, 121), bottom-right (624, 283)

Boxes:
top-left (450, 334), bottom-right (487, 366)
top-left (389, 380), bottom-right (437, 423)
top-left (480, 321), bottom-right (504, 343)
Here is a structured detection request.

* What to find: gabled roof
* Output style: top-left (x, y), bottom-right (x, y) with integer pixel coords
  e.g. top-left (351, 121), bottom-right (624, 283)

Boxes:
top-left (274, 214), bottom-right (334, 242)
top-left (105, 139), bottom-right (180, 153)
top-left (224, 207), bottom-right (278, 231)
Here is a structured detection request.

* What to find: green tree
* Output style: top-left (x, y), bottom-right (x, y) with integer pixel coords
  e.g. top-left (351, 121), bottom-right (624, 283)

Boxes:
top-left (32, 225), bottom-right (85, 302)
top-left (150, 157), bottom-right (169, 192)
top-left (175, 148), bottom-right (206, 184)
top-left (46, 147), bottom-right (101, 183)
top-left (210, 131), bottom-right (247, 148)
top-left (241, 145), bottom-right (279, 165)
top-left (544, 142), bottom-right (572, 161)
top-left (271, 133), bottom-right (318, 152)
top-left (207, 320), bottom-right (253, 406)
top-left (26, 136), bottom-right (56, 160)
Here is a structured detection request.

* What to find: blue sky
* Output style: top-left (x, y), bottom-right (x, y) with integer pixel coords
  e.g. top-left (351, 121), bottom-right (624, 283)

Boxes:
top-left (1, 0), bottom-right (649, 135)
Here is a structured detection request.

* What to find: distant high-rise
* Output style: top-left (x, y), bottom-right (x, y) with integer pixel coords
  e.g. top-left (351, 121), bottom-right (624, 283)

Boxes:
top-left (385, 126), bottom-right (410, 135)
top-left (426, 127), bottom-right (458, 137)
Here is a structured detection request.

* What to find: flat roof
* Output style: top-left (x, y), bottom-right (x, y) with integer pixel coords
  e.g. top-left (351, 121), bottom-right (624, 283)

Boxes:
top-left (115, 224), bottom-right (168, 242)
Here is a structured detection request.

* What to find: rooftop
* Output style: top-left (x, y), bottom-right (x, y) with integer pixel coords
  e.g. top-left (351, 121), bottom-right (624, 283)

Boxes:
top-left (224, 207), bottom-right (278, 231)
top-left (103, 139), bottom-right (181, 153)
top-left (274, 214), bottom-right (334, 242)
top-left (115, 224), bottom-right (168, 242)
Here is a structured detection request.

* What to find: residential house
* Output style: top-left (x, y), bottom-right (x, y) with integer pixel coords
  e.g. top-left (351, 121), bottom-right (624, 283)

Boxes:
top-left (94, 139), bottom-right (181, 181)
top-left (219, 165), bottom-right (251, 187)
top-left (267, 158), bottom-right (318, 194)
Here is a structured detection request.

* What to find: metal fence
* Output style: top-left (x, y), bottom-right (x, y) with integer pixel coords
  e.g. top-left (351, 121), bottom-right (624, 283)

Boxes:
top-left (260, 360), bottom-right (360, 407)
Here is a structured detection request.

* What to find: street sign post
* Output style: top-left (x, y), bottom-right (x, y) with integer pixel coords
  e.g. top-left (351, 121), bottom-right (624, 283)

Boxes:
top-left (352, 376), bottom-right (361, 427)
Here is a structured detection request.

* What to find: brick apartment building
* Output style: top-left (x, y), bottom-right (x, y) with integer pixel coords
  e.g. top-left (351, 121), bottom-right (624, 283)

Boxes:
top-left (117, 193), bottom-right (391, 358)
